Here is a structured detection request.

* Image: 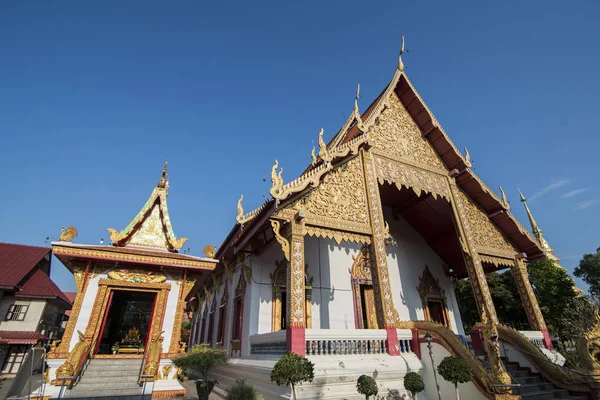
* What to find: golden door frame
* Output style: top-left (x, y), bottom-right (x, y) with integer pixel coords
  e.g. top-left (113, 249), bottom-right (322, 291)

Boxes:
top-left (83, 278), bottom-right (171, 358)
top-left (270, 259), bottom-right (313, 331)
top-left (417, 266), bottom-right (452, 330)
top-left (349, 246), bottom-right (378, 329)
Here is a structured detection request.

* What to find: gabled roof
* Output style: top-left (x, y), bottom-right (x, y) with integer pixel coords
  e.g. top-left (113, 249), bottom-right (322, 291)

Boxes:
top-left (106, 162), bottom-right (188, 252)
top-left (0, 242), bottom-right (51, 288)
top-left (16, 269), bottom-right (72, 306)
top-left (223, 47), bottom-right (546, 261)
top-left (0, 331), bottom-right (47, 345)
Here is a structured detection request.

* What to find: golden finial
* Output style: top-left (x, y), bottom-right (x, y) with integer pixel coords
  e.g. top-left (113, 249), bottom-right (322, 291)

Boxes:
top-left (236, 195), bottom-right (245, 224)
top-left (464, 147), bottom-right (472, 167)
top-left (59, 226), bottom-right (78, 242)
top-left (269, 160), bottom-right (285, 198)
top-left (318, 128), bottom-right (332, 162)
top-left (499, 186), bottom-right (510, 210)
top-left (157, 160), bottom-right (168, 190)
top-left (202, 244), bottom-right (216, 259)
top-left (311, 147), bottom-right (317, 166)
top-left (354, 82), bottom-right (360, 113)
top-left (518, 187), bottom-right (526, 202)
top-left (397, 34), bottom-right (405, 72)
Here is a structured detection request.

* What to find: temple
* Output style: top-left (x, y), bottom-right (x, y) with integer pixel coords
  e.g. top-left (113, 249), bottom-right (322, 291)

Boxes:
top-left (45, 40), bottom-right (598, 400)
top-left (46, 163), bottom-right (218, 398)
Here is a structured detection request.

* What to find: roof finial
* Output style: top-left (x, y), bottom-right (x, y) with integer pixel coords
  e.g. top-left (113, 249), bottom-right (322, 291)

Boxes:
top-left (311, 147), bottom-right (317, 166)
top-left (236, 195), bottom-right (245, 224)
top-left (318, 128), bottom-right (332, 162)
top-left (499, 186), bottom-right (510, 210)
top-left (464, 147), bottom-right (472, 167)
top-left (518, 187), bottom-right (526, 202)
top-left (158, 160), bottom-right (168, 190)
top-left (517, 187), bottom-right (552, 253)
top-left (397, 34), bottom-right (405, 72)
top-left (354, 82), bottom-right (360, 113)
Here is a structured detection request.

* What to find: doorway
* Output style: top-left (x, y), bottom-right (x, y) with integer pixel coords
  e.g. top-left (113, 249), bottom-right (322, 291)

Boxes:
top-left (95, 290), bottom-right (157, 355)
top-left (360, 285), bottom-right (378, 329)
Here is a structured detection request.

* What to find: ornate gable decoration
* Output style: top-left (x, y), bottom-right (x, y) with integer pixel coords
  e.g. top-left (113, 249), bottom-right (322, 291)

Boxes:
top-left (455, 187), bottom-right (519, 256)
top-left (416, 265), bottom-right (444, 299)
top-left (276, 157), bottom-right (370, 234)
top-left (369, 92), bottom-right (447, 175)
top-left (349, 246), bottom-right (372, 282)
top-left (107, 162), bottom-right (188, 252)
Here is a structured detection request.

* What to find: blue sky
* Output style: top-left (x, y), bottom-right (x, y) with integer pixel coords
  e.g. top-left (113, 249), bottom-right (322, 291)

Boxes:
top-left (1, 1), bottom-right (599, 293)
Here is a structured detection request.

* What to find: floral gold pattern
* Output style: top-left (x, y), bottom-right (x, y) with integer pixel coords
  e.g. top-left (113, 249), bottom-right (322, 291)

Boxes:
top-left (107, 269), bottom-right (167, 283)
top-left (511, 258), bottom-right (547, 331)
top-left (305, 225), bottom-right (371, 245)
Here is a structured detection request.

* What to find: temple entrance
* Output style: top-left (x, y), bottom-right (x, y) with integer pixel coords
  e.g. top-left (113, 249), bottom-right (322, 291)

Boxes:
top-left (360, 285), bottom-right (378, 329)
top-left (95, 290), bottom-right (157, 355)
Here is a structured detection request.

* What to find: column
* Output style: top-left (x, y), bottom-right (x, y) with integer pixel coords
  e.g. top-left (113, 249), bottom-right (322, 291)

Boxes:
top-left (512, 258), bottom-right (553, 350)
top-left (286, 213), bottom-right (306, 355)
top-left (362, 150), bottom-right (400, 356)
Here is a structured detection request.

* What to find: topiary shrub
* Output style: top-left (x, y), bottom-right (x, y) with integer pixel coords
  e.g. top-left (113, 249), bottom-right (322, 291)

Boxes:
top-left (356, 374), bottom-right (378, 399)
top-left (270, 353), bottom-right (315, 400)
top-left (403, 372), bottom-right (425, 400)
top-left (437, 356), bottom-right (472, 400)
top-left (226, 379), bottom-right (262, 400)
top-left (172, 344), bottom-right (227, 400)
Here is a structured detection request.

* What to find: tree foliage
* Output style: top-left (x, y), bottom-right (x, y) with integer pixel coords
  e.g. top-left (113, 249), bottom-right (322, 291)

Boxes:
top-left (270, 353), bottom-right (314, 400)
top-left (172, 344), bottom-right (227, 398)
top-left (437, 356), bottom-right (472, 386)
top-left (403, 372), bottom-right (425, 399)
top-left (356, 375), bottom-right (378, 399)
top-left (575, 247), bottom-right (600, 301)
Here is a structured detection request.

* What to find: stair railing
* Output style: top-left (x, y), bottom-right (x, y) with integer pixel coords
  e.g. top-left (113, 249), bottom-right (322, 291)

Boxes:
top-left (501, 340), bottom-right (600, 400)
top-left (137, 339), bottom-right (154, 389)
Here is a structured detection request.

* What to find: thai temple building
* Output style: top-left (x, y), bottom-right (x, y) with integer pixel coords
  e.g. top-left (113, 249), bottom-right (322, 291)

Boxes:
top-left (45, 40), bottom-right (599, 400)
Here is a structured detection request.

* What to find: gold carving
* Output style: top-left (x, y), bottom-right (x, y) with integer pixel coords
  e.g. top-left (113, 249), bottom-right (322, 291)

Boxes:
top-left (55, 265), bottom-right (89, 354)
top-left (270, 219), bottom-right (290, 261)
top-left (317, 128), bottom-right (332, 162)
top-left (202, 244), bottom-right (216, 258)
top-left (107, 228), bottom-right (127, 243)
top-left (269, 160), bottom-right (285, 198)
top-left (454, 187), bottom-right (517, 253)
top-left (374, 155), bottom-right (450, 200)
top-left (311, 147), bottom-right (317, 166)
top-left (349, 246), bottom-right (372, 281)
top-left (305, 225), bottom-right (371, 245)
top-left (289, 221), bottom-right (306, 328)
top-left (464, 147), bottom-right (472, 167)
top-left (53, 245), bottom-right (216, 270)
top-left (142, 332), bottom-right (164, 380)
top-left (577, 308), bottom-right (600, 374)
top-left (169, 274), bottom-right (197, 353)
top-left (499, 185), bottom-right (509, 210)
top-left (55, 331), bottom-right (90, 383)
top-left (162, 364), bottom-right (173, 380)
top-left (511, 259), bottom-right (546, 331)
top-left (397, 34), bottom-right (405, 72)
top-left (362, 150), bottom-right (396, 327)
top-left (369, 92), bottom-right (447, 174)
top-left (59, 226), bottom-right (78, 242)
top-left (107, 269), bottom-right (167, 283)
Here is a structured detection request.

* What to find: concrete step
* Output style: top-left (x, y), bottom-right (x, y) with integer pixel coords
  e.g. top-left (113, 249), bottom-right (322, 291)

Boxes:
top-left (516, 376), bottom-right (544, 385)
top-left (65, 387), bottom-right (144, 398)
top-left (520, 389), bottom-right (571, 400)
top-left (82, 368), bottom-right (143, 378)
top-left (518, 382), bottom-right (555, 394)
top-left (71, 381), bottom-right (142, 391)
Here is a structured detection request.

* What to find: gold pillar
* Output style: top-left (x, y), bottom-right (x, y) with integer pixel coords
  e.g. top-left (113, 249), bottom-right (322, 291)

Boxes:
top-left (361, 149), bottom-right (397, 328)
top-left (287, 216), bottom-right (306, 328)
top-left (169, 273), bottom-right (196, 353)
top-left (511, 258), bottom-right (547, 332)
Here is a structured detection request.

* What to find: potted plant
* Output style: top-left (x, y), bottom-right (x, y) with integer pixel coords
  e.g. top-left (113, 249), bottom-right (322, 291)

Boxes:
top-left (172, 344), bottom-right (228, 400)
top-left (270, 353), bottom-right (314, 400)
top-left (356, 374), bottom-right (378, 399)
top-left (403, 372), bottom-right (424, 400)
top-left (226, 379), bottom-right (262, 400)
top-left (111, 343), bottom-right (120, 355)
top-left (437, 356), bottom-right (472, 400)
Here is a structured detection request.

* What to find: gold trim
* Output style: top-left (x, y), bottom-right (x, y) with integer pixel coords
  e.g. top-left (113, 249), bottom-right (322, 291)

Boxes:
top-left (54, 264), bottom-right (89, 354)
top-left (169, 273), bottom-right (196, 353)
top-left (98, 278), bottom-right (171, 290)
top-left (53, 245), bottom-right (216, 269)
top-left (151, 390), bottom-right (186, 397)
top-left (305, 225), bottom-right (371, 245)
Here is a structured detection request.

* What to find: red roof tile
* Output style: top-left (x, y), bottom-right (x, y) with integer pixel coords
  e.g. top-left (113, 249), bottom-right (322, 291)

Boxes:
top-left (16, 269), bottom-right (72, 306)
top-left (0, 331), bottom-right (47, 344)
top-left (64, 292), bottom-right (77, 316)
top-left (0, 242), bottom-right (50, 288)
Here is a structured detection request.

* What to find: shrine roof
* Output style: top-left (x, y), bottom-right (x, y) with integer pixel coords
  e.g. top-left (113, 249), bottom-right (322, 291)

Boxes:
top-left (16, 268), bottom-right (72, 306)
top-left (0, 331), bottom-right (47, 345)
top-left (52, 242), bottom-right (218, 271)
top-left (221, 43), bottom-right (546, 261)
top-left (0, 242), bottom-right (51, 288)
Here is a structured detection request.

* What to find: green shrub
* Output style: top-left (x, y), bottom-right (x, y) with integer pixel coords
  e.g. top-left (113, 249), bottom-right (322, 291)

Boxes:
top-left (270, 353), bottom-right (315, 400)
top-left (172, 344), bottom-right (227, 399)
top-left (403, 372), bottom-right (424, 399)
top-left (437, 356), bottom-right (472, 400)
top-left (356, 374), bottom-right (378, 399)
top-left (226, 379), bottom-right (261, 400)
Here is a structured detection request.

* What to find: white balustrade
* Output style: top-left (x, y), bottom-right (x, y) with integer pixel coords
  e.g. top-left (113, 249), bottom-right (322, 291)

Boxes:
top-left (519, 330), bottom-right (546, 349)
top-left (305, 329), bottom-right (417, 356)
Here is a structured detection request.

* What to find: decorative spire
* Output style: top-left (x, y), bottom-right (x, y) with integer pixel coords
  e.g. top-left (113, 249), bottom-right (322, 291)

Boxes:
top-left (269, 160), bottom-right (285, 198)
top-left (518, 188), bottom-right (553, 254)
top-left (354, 82), bottom-right (360, 114)
top-left (318, 128), bottom-right (332, 162)
top-left (398, 34), bottom-right (405, 72)
top-left (311, 147), bottom-right (317, 166)
top-left (157, 160), bottom-right (168, 191)
top-left (236, 195), bottom-right (245, 224)
top-left (464, 147), bottom-right (472, 167)
top-left (499, 186), bottom-right (510, 210)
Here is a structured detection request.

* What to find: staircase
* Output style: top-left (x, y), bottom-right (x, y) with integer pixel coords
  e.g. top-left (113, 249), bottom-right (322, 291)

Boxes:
top-left (502, 358), bottom-right (589, 400)
top-left (65, 359), bottom-right (145, 398)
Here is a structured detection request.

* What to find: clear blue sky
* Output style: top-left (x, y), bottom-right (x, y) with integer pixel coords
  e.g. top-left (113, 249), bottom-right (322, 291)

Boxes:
top-left (1, 1), bottom-right (599, 293)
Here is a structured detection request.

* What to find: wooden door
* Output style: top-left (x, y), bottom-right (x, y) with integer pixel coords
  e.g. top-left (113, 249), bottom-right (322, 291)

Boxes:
top-left (362, 286), bottom-right (379, 329)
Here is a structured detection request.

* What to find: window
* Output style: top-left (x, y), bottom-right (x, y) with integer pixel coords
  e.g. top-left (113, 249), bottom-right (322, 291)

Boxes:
top-left (217, 306), bottom-right (226, 344)
top-left (231, 299), bottom-right (242, 341)
top-left (6, 304), bottom-right (29, 321)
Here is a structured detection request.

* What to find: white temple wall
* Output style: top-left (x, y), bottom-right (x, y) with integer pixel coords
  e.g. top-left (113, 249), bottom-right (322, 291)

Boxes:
top-left (70, 274), bottom-right (101, 351)
top-left (161, 270), bottom-right (182, 353)
top-left (383, 206), bottom-right (465, 335)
